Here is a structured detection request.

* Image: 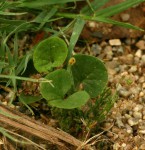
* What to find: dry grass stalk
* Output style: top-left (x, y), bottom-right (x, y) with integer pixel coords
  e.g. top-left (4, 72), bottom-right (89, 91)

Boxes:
top-left (0, 103), bottom-right (93, 150)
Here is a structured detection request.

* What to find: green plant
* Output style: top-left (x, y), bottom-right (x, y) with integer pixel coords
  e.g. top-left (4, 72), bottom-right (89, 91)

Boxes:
top-left (32, 36), bottom-right (108, 109)
top-left (51, 88), bottom-right (117, 136)
top-left (0, 1), bottom-right (145, 149)
top-left (0, 0), bottom-right (144, 89)
top-left (0, 0), bottom-right (144, 114)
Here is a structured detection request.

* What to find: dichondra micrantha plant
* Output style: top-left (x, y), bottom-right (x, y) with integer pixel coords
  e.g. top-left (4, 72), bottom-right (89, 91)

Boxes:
top-left (33, 36), bottom-right (108, 109)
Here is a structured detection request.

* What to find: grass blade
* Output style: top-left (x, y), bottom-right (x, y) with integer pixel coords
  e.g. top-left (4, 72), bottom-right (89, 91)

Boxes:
top-left (56, 12), bottom-right (144, 31)
top-left (81, 0), bottom-right (110, 15)
top-left (13, 34), bottom-right (18, 65)
top-left (17, 0), bottom-right (85, 8)
top-left (95, 0), bottom-right (145, 17)
top-left (16, 51), bottom-right (32, 75)
top-left (95, 17), bottom-right (144, 31)
top-left (67, 18), bottom-right (85, 59)
top-left (33, 7), bottom-right (58, 29)
top-left (0, 11), bottom-right (27, 15)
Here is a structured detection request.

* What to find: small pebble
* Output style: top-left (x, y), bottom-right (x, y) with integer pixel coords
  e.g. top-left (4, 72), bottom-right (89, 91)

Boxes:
top-left (141, 55), bottom-right (145, 65)
top-left (2, 101), bottom-right (8, 105)
top-left (109, 39), bottom-right (121, 46)
top-left (140, 144), bottom-right (145, 149)
top-left (91, 44), bottom-right (102, 55)
top-left (139, 92), bottom-right (144, 97)
top-left (125, 114), bottom-right (132, 119)
top-left (125, 124), bottom-right (133, 134)
top-left (143, 83), bottom-right (145, 89)
top-left (121, 143), bottom-right (127, 148)
top-left (138, 76), bottom-right (145, 83)
top-left (106, 132), bottom-right (114, 137)
top-left (103, 122), bottom-right (112, 129)
top-left (116, 83), bottom-right (122, 91)
top-left (129, 65), bottom-right (137, 73)
top-left (136, 40), bottom-right (145, 50)
top-left (120, 13), bottom-right (130, 21)
top-left (133, 104), bottom-right (143, 112)
top-left (134, 56), bottom-right (140, 64)
top-left (142, 110), bottom-right (145, 115)
top-left (119, 54), bottom-right (134, 65)
top-left (117, 46), bottom-right (124, 54)
top-left (138, 130), bottom-right (145, 134)
top-left (139, 124), bottom-right (145, 130)
top-left (125, 38), bottom-right (132, 45)
top-left (133, 112), bottom-right (142, 119)
top-left (128, 118), bottom-right (139, 126)
top-left (88, 21), bottom-right (96, 28)
top-left (130, 87), bottom-right (141, 95)
top-left (113, 143), bottom-right (120, 149)
top-left (118, 88), bottom-right (131, 97)
top-left (135, 49), bottom-right (142, 58)
top-left (116, 117), bottom-right (124, 128)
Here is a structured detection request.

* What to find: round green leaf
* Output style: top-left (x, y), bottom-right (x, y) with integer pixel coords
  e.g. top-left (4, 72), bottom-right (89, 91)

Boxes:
top-left (48, 91), bottom-right (90, 109)
top-left (71, 54), bottom-right (108, 98)
top-left (40, 69), bottom-right (72, 100)
top-left (40, 69), bottom-right (90, 109)
top-left (33, 36), bottom-right (68, 72)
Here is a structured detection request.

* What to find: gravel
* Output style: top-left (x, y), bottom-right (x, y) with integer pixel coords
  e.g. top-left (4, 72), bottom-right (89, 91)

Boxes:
top-left (109, 39), bottom-right (122, 46)
top-left (97, 36), bottom-right (145, 149)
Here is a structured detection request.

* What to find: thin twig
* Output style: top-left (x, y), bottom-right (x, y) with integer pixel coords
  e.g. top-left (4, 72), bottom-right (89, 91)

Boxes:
top-left (3, 128), bottom-right (46, 150)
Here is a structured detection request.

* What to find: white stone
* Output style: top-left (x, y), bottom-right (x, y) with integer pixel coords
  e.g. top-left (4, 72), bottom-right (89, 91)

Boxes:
top-left (139, 92), bottom-right (144, 97)
top-left (134, 56), bottom-right (140, 64)
top-left (143, 83), bottom-right (145, 89)
top-left (133, 111), bottom-right (142, 119)
top-left (129, 65), bottom-right (137, 73)
top-left (121, 143), bottom-right (127, 148)
top-left (141, 55), bottom-right (145, 65)
top-left (116, 117), bottom-right (124, 128)
top-left (133, 104), bottom-right (143, 112)
top-left (109, 39), bottom-right (121, 46)
top-left (119, 88), bottom-right (131, 97)
top-left (139, 130), bottom-right (145, 134)
top-left (120, 13), bottom-right (130, 21)
top-left (88, 21), bottom-right (96, 28)
top-left (135, 49), bottom-right (142, 58)
top-left (125, 114), bottom-right (132, 119)
top-left (125, 124), bottom-right (133, 134)
top-left (128, 118), bottom-right (139, 126)
top-left (113, 143), bottom-right (120, 150)
top-left (130, 87), bottom-right (141, 95)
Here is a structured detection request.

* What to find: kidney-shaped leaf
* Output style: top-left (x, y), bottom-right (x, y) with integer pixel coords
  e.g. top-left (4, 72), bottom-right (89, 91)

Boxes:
top-left (33, 36), bottom-right (68, 72)
top-left (49, 91), bottom-right (90, 109)
top-left (40, 69), bottom-right (72, 100)
top-left (40, 69), bottom-right (90, 109)
top-left (71, 54), bottom-right (108, 98)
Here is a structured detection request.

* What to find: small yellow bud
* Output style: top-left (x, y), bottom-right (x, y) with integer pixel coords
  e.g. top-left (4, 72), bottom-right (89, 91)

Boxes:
top-left (68, 57), bottom-right (76, 65)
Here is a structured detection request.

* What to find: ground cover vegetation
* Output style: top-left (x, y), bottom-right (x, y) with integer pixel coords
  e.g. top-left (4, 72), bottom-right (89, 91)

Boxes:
top-left (0, 0), bottom-right (144, 149)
